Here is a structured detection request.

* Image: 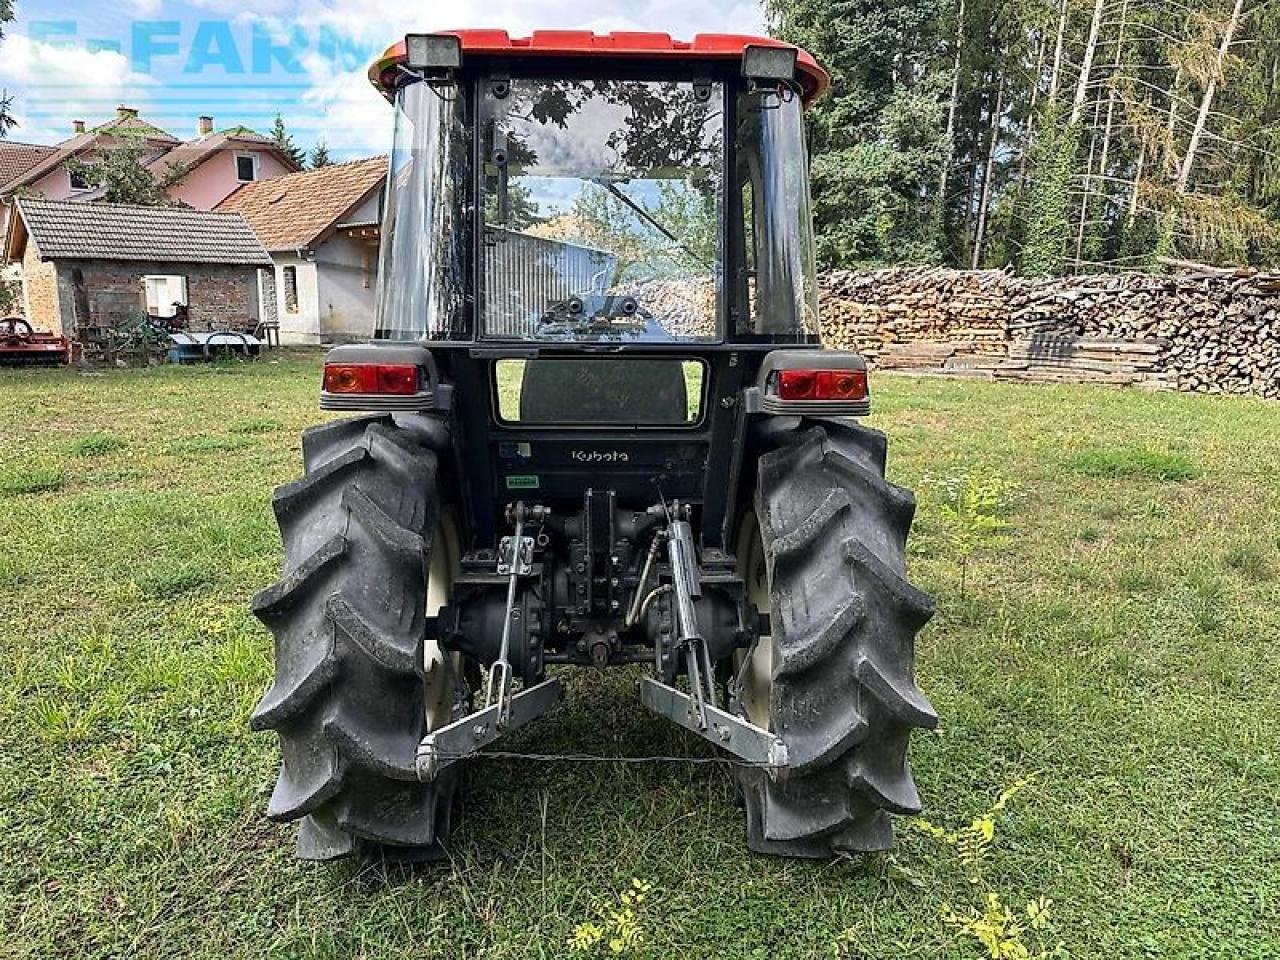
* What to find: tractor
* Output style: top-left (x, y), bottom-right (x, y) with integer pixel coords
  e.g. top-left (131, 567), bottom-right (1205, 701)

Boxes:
top-left (252, 30), bottom-right (936, 861)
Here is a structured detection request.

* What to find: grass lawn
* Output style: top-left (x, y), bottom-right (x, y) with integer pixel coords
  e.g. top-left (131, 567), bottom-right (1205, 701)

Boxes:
top-left (1, 352), bottom-right (1278, 959)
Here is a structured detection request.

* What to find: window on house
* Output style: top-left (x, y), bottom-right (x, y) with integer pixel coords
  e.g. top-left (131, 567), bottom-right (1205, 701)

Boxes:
top-left (68, 166), bottom-right (93, 191)
top-left (236, 154), bottom-right (258, 182)
top-left (282, 265), bottom-right (299, 314)
top-left (143, 275), bottom-right (188, 317)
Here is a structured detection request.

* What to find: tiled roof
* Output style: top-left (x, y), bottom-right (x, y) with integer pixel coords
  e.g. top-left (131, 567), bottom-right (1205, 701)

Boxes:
top-left (149, 131), bottom-right (301, 180)
top-left (217, 157), bottom-right (386, 250)
top-left (16, 197), bottom-right (272, 266)
top-left (0, 110), bottom-right (178, 194)
top-left (0, 141), bottom-right (58, 189)
top-left (89, 114), bottom-right (178, 143)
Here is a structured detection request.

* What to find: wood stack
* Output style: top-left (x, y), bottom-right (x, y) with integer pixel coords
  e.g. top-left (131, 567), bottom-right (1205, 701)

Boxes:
top-left (820, 267), bottom-right (1010, 360)
top-left (996, 335), bottom-right (1174, 389)
top-left (818, 267), bottom-right (1280, 398)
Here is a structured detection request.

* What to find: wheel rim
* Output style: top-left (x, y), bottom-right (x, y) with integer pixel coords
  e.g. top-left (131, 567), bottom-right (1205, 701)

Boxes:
top-left (734, 511), bottom-right (773, 731)
top-left (424, 512), bottom-right (461, 732)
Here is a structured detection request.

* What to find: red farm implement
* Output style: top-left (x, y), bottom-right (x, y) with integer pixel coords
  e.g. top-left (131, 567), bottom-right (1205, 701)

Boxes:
top-left (0, 318), bottom-right (70, 366)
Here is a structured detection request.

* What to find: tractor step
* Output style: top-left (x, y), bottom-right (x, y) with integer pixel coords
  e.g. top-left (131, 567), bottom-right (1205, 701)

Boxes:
top-left (638, 677), bottom-right (788, 770)
top-left (415, 677), bottom-right (563, 781)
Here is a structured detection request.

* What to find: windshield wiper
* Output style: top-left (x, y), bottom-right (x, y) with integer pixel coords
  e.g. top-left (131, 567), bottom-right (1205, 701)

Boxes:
top-left (593, 179), bottom-right (712, 269)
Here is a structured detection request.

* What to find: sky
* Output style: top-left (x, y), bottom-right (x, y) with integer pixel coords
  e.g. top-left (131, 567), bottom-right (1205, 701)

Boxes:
top-left (1, 0), bottom-right (766, 160)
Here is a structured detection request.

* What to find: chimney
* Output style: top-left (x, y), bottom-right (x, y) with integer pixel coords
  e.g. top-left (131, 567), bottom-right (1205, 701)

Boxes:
top-left (72, 120), bottom-right (85, 134)
top-left (198, 116), bottom-right (214, 136)
top-left (116, 105), bottom-right (139, 120)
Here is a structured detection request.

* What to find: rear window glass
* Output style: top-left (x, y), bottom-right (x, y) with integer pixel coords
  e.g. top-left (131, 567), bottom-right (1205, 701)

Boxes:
top-left (495, 358), bottom-right (704, 425)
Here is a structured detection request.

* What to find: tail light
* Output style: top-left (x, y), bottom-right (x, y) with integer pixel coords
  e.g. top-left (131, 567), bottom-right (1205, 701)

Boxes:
top-left (750, 350), bottom-right (872, 416)
top-left (322, 363), bottom-right (420, 396)
top-left (777, 368), bottom-right (868, 402)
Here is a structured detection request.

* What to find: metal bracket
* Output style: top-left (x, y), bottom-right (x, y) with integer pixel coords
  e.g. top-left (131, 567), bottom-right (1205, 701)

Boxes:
top-left (416, 677), bottom-right (563, 781)
top-left (638, 677), bottom-right (788, 770)
top-left (497, 535), bottom-right (534, 576)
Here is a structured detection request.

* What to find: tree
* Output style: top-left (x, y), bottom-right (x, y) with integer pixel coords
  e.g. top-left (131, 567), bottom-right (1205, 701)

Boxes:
top-left (0, 0), bottom-right (15, 137)
top-left (270, 113), bottom-right (306, 168)
top-left (309, 140), bottom-right (332, 169)
top-left (766, 0), bottom-right (950, 267)
top-left (65, 141), bottom-right (188, 206)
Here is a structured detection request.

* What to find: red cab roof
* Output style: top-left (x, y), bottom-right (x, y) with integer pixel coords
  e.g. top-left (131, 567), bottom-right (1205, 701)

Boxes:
top-left (369, 31), bottom-right (829, 105)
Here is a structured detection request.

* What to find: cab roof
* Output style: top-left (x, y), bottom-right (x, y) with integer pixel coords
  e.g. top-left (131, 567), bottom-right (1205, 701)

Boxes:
top-left (369, 30), bottom-right (829, 106)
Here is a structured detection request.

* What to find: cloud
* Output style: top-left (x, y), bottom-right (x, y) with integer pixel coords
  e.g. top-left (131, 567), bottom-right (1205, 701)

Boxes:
top-left (245, 0), bottom-right (768, 157)
top-left (0, 0), bottom-right (769, 152)
top-left (0, 34), bottom-right (157, 143)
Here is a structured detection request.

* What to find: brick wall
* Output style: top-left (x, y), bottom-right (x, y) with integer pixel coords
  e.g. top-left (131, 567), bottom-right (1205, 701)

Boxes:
top-left (21, 239), bottom-right (62, 335)
top-left (51, 260), bottom-right (260, 336)
top-left (186, 268), bottom-right (258, 330)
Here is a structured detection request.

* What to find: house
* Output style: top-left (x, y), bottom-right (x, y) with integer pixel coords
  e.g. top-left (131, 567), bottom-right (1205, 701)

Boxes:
top-left (0, 107), bottom-right (301, 239)
top-left (217, 157), bottom-right (386, 345)
top-left (4, 197), bottom-right (272, 342)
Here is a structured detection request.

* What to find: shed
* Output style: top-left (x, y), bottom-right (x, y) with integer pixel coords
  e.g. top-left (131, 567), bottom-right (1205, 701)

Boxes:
top-left (4, 197), bottom-right (272, 341)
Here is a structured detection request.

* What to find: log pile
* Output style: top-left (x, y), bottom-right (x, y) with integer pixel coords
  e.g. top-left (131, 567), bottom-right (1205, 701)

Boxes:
top-left (818, 267), bottom-right (1280, 398)
top-left (821, 267), bottom-right (1010, 361)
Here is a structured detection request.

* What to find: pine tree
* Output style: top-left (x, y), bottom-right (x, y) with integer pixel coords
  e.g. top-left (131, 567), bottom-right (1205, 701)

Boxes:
top-left (309, 140), bottom-right (332, 169)
top-left (766, 0), bottom-right (950, 267)
top-left (270, 113), bottom-right (307, 168)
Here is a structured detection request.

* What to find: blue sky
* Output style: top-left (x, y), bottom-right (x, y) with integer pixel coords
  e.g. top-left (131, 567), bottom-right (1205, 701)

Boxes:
top-left (2, 0), bottom-right (766, 159)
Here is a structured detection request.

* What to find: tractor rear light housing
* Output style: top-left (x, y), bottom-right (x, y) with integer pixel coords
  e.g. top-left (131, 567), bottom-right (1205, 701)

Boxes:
top-left (323, 363), bottom-right (420, 395)
top-left (319, 343), bottom-right (452, 413)
top-left (746, 349), bottom-right (872, 417)
top-left (777, 368), bottom-right (868, 402)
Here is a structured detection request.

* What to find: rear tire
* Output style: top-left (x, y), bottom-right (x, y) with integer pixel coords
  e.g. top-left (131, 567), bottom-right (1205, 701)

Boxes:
top-left (251, 414), bottom-right (460, 861)
top-left (734, 418), bottom-right (937, 857)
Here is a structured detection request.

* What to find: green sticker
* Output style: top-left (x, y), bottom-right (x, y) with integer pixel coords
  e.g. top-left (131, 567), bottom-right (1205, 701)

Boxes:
top-left (506, 474), bottom-right (540, 490)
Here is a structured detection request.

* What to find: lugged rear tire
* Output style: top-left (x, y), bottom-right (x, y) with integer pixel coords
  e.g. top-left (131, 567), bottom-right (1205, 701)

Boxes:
top-left (251, 414), bottom-right (459, 861)
top-left (734, 417), bottom-right (937, 857)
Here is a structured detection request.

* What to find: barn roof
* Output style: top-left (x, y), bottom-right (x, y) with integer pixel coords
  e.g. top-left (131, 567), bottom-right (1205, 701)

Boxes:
top-left (9, 197), bottom-right (272, 266)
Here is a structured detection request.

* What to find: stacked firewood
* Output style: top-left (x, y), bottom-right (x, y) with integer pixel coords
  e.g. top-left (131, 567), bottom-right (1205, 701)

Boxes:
top-left (818, 267), bottom-right (1280, 398)
top-left (820, 267), bottom-right (1011, 360)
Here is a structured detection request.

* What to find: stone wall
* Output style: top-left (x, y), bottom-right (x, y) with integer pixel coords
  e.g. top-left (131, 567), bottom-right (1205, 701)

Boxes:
top-left (21, 239), bottom-right (61, 334)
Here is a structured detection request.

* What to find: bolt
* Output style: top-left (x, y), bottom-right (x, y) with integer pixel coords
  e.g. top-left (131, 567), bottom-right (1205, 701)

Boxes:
top-left (717, 725), bottom-right (732, 743)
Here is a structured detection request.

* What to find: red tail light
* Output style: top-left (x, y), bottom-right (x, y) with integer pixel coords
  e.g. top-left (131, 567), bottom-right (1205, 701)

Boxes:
top-left (777, 368), bottom-right (868, 402)
top-left (323, 363), bottom-right (420, 396)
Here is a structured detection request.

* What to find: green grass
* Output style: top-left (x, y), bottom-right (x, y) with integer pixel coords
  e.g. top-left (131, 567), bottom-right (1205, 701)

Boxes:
top-left (1066, 445), bottom-right (1198, 481)
top-left (67, 432), bottom-right (128, 458)
top-left (2, 356), bottom-right (1279, 959)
